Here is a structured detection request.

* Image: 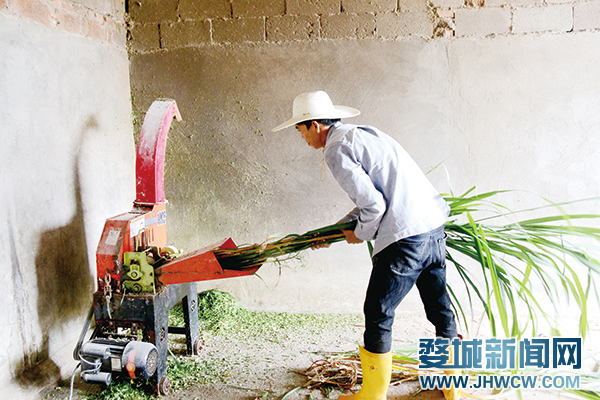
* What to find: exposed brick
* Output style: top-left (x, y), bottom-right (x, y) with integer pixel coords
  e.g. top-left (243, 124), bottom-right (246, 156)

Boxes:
top-left (455, 7), bottom-right (511, 36)
top-left (430, 0), bottom-right (463, 9)
top-left (486, 0), bottom-right (541, 5)
top-left (51, 0), bottom-right (73, 13)
top-left (342, 0), bottom-right (397, 13)
top-left (66, 1), bottom-right (87, 16)
top-left (52, 0), bottom-right (119, 16)
top-left (111, 0), bottom-right (126, 16)
top-left (287, 0), bottom-right (340, 16)
top-left (321, 13), bottom-right (375, 39)
top-left (128, 22), bottom-right (160, 51)
top-left (266, 14), bottom-right (319, 41)
top-left (52, 6), bottom-right (82, 34)
top-left (107, 19), bottom-right (127, 47)
top-left (161, 19), bottom-right (211, 48)
top-left (179, 0), bottom-right (231, 19)
top-left (574, 0), bottom-right (600, 31)
top-left (2, 0), bottom-right (126, 46)
top-left (433, 6), bottom-right (454, 37)
top-left (436, 8), bottom-right (454, 19)
top-left (433, 19), bottom-right (454, 37)
top-left (128, 0), bottom-right (178, 23)
top-left (233, 0), bottom-right (285, 17)
top-left (82, 12), bottom-right (106, 41)
top-left (399, 0), bottom-right (429, 13)
top-left (377, 11), bottom-right (433, 38)
top-left (15, 0), bottom-right (52, 26)
top-left (512, 5), bottom-right (573, 33)
top-left (213, 17), bottom-right (265, 43)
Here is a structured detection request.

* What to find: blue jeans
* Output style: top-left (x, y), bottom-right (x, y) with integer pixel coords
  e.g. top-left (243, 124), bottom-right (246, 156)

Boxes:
top-left (363, 226), bottom-right (457, 353)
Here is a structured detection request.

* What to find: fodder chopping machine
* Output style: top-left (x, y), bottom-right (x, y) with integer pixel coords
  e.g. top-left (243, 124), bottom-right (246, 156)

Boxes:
top-left (73, 99), bottom-right (261, 395)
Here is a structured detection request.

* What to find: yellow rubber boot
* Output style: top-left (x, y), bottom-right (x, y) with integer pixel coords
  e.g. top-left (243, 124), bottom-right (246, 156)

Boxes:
top-left (442, 372), bottom-right (460, 399)
top-left (442, 346), bottom-right (460, 400)
top-left (338, 346), bottom-right (392, 400)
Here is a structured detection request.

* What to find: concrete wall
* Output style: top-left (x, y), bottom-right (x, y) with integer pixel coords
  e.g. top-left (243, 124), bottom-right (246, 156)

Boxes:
top-left (1, 0), bottom-right (598, 395)
top-left (0, 0), bottom-right (133, 397)
top-left (127, 0), bottom-right (600, 342)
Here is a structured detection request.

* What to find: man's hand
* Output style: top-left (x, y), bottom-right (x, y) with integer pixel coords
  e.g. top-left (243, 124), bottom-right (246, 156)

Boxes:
top-left (311, 240), bottom-right (331, 250)
top-left (342, 229), bottom-right (364, 244)
top-left (310, 228), bottom-right (363, 250)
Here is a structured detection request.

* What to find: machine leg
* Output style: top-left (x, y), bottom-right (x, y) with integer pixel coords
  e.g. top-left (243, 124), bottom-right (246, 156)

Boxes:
top-left (181, 283), bottom-right (201, 355)
top-left (151, 292), bottom-right (171, 395)
top-left (151, 283), bottom-right (199, 395)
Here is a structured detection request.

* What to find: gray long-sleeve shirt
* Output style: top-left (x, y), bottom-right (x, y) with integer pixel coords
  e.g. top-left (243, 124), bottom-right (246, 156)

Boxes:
top-left (324, 122), bottom-right (450, 256)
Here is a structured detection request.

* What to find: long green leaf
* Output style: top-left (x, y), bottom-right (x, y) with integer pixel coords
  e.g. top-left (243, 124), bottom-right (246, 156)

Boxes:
top-left (443, 189), bottom-right (600, 341)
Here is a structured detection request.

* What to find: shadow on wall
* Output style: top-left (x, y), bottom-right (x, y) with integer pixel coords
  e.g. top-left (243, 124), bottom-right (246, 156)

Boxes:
top-left (14, 117), bottom-right (98, 390)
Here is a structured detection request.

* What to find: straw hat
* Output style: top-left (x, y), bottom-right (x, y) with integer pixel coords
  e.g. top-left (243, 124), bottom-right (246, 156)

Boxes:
top-left (271, 91), bottom-right (360, 132)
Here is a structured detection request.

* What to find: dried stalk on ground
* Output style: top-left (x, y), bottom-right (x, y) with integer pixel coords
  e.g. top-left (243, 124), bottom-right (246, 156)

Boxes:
top-left (292, 353), bottom-right (419, 398)
top-left (300, 359), bottom-right (359, 392)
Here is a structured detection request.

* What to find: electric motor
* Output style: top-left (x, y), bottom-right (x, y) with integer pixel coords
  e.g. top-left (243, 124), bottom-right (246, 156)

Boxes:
top-left (78, 338), bottom-right (158, 385)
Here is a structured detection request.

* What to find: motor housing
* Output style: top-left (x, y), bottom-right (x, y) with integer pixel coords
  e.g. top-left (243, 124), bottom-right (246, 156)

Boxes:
top-left (79, 338), bottom-right (158, 385)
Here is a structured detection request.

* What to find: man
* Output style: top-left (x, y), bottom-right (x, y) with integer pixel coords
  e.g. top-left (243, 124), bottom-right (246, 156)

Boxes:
top-left (272, 91), bottom-right (458, 400)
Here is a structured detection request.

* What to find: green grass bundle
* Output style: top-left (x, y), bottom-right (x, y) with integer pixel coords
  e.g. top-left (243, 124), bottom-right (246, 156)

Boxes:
top-left (215, 188), bottom-right (600, 340)
top-left (213, 221), bottom-right (357, 270)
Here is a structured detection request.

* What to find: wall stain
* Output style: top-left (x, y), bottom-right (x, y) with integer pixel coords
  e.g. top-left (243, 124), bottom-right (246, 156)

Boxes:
top-left (15, 117), bottom-right (98, 389)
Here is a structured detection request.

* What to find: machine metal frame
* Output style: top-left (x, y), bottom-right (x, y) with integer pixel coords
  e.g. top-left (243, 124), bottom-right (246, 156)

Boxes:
top-left (79, 99), bottom-right (260, 395)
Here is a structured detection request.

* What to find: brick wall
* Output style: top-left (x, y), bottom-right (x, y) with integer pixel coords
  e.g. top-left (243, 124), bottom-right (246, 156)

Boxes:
top-left (1, 0), bottom-right (126, 47)
top-left (127, 0), bottom-right (600, 52)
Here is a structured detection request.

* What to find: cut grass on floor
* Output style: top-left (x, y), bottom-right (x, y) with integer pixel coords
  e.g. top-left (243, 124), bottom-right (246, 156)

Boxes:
top-left (84, 290), bottom-right (362, 400)
top-left (170, 290), bottom-right (362, 342)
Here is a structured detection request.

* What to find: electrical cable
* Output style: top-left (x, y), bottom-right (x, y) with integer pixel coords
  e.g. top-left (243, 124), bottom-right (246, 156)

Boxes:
top-left (68, 363), bottom-right (81, 400)
top-left (73, 306), bottom-right (94, 361)
top-left (167, 347), bottom-right (181, 366)
top-left (78, 353), bottom-right (101, 372)
top-left (69, 350), bottom-right (102, 400)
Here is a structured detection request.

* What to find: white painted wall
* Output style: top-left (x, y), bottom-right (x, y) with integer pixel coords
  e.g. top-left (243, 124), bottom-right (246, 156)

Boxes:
top-left (0, 4), bottom-right (133, 397)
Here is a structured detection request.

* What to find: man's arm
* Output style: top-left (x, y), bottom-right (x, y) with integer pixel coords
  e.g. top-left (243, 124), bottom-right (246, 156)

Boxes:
top-left (326, 142), bottom-right (386, 242)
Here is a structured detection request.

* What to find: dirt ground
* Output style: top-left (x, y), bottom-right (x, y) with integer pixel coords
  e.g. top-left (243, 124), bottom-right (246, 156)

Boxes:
top-left (48, 315), bottom-right (430, 400)
top-left (45, 309), bottom-right (597, 400)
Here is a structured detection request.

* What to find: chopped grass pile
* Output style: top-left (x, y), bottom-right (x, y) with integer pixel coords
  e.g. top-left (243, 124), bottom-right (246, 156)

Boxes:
top-left (170, 289), bottom-right (362, 342)
top-left (85, 379), bottom-right (153, 400)
top-left (85, 355), bottom-right (233, 400)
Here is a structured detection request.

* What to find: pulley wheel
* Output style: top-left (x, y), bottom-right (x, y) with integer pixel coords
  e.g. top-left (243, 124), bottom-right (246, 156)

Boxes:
top-left (158, 376), bottom-right (171, 395)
